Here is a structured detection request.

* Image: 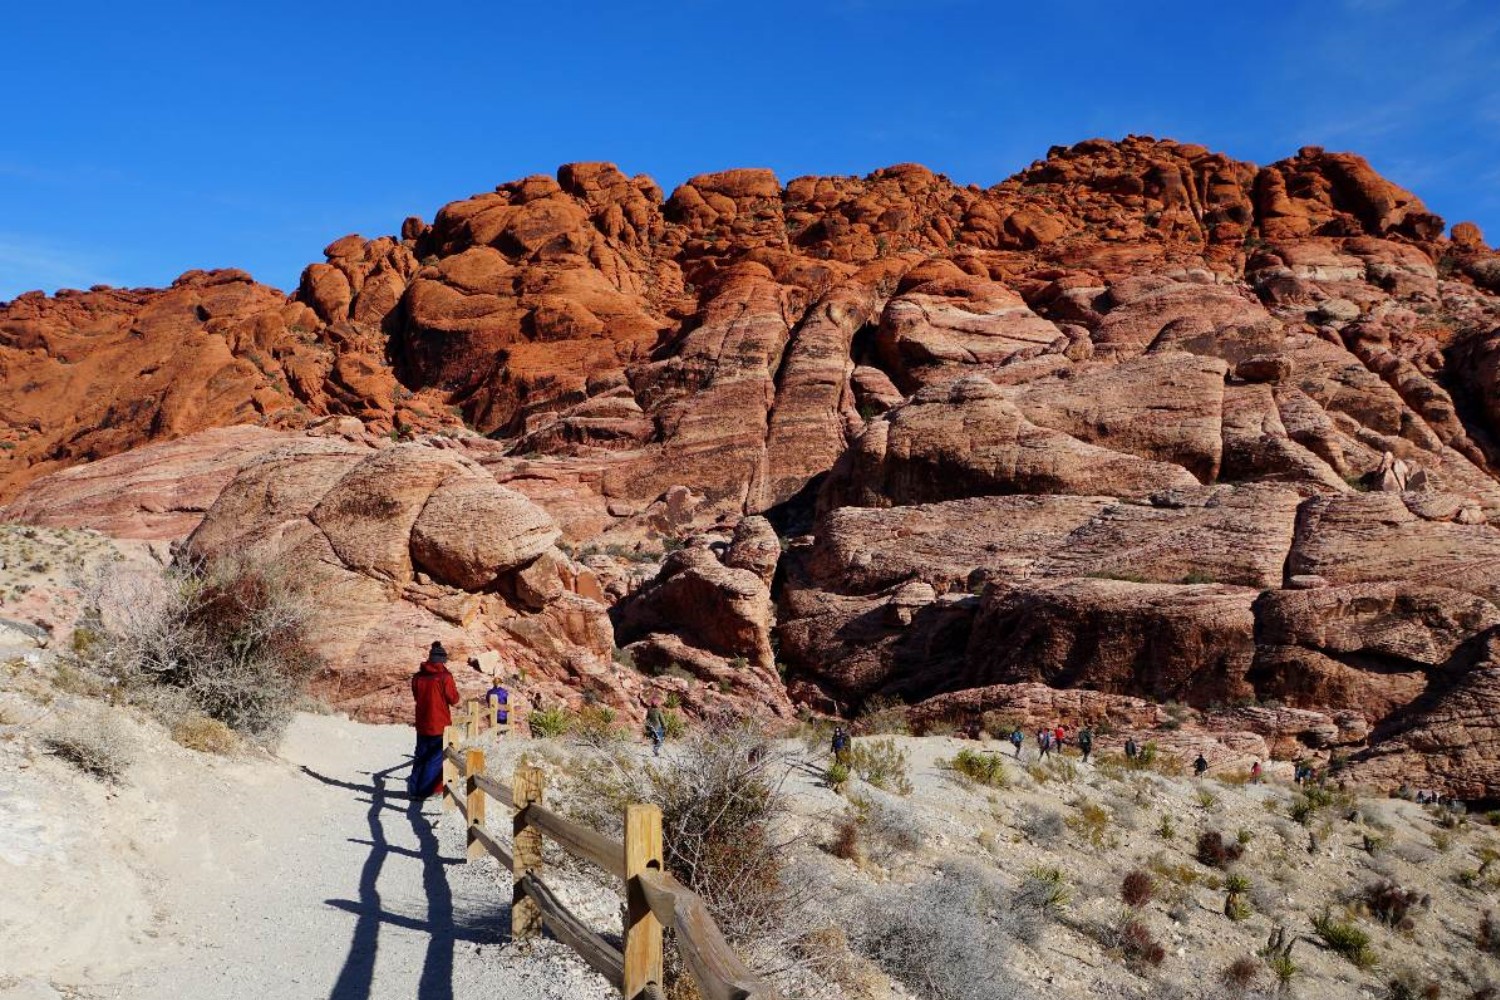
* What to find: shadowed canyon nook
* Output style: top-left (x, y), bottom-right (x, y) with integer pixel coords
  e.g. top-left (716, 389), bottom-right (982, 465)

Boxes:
top-left (7, 136), bottom-right (1500, 801)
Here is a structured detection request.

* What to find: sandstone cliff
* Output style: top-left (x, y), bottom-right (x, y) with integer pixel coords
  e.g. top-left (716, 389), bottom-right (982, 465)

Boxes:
top-left (7, 135), bottom-right (1500, 796)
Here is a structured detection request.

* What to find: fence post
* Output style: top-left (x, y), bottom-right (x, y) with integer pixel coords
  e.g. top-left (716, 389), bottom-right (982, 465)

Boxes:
top-left (442, 725), bottom-right (457, 813)
top-left (512, 763), bottom-right (546, 941)
top-left (623, 803), bottom-right (664, 999)
top-left (469, 700), bottom-right (482, 740)
top-left (466, 748), bottom-right (486, 860)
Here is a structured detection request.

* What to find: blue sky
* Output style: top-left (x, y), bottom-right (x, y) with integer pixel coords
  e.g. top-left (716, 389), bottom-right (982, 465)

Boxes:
top-left (2, 0), bottom-right (1497, 300)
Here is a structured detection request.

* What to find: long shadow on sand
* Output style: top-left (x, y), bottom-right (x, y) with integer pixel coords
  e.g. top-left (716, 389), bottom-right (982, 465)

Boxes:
top-left (302, 761), bottom-right (507, 1000)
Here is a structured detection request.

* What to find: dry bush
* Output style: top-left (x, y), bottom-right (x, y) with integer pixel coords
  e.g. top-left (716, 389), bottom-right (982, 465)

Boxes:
top-left (1068, 800), bottom-right (1114, 848)
top-left (1122, 870), bottom-right (1155, 908)
top-left (1221, 956), bottom-right (1263, 995)
top-left (854, 695), bottom-right (909, 735)
top-left (849, 789), bottom-right (924, 863)
top-left (948, 747), bottom-right (1009, 787)
top-left (1312, 910), bottom-right (1377, 970)
top-left (41, 721), bottom-right (132, 782)
top-left (830, 816), bottom-right (861, 861)
top-left (564, 718), bottom-right (803, 948)
top-left (568, 705), bottom-right (624, 748)
top-left (1197, 830), bottom-right (1245, 868)
top-left (1384, 969), bottom-right (1442, 1000)
top-left (1115, 915), bottom-right (1166, 970)
top-left (1021, 808), bottom-right (1066, 842)
top-left (171, 714), bottom-right (237, 754)
top-left (78, 554), bottom-right (321, 742)
top-left (1364, 879), bottom-right (1428, 930)
top-left (852, 860), bottom-right (1026, 1000)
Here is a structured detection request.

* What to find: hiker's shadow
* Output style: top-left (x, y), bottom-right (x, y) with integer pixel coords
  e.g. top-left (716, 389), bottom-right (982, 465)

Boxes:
top-left (303, 762), bottom-right (509, 1000)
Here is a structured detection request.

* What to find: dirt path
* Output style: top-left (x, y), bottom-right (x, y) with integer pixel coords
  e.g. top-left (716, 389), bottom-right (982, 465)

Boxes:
top-left (98, 714), bottom-right (614, 1000)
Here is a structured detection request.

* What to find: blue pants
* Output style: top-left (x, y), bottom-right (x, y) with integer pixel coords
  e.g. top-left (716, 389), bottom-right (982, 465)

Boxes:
top-left (407, 733), bottom-right (445, 799)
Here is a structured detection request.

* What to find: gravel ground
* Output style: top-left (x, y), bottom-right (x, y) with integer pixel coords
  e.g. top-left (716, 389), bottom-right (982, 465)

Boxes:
top-left (82, 714), bottom-right (617, 1000)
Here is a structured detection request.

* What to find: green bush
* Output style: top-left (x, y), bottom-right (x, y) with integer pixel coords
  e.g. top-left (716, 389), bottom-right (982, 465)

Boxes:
top-left (848, 737), bottom-right (913, 795)
top-left (529, 706), bottom-right (570, 738)
top-left (1312, 911), bottom-right (1377, 970)
top-left (948, 748), bottom-right (1009, 787)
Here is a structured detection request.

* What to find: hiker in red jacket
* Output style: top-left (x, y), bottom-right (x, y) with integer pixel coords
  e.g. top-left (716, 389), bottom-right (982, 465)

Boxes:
top-left (407, 641), bottom-right (460, 800)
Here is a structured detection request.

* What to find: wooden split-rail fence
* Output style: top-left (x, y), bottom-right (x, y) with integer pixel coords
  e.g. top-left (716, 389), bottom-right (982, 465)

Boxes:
top-left (440, 704), bottom-right (782, 1000)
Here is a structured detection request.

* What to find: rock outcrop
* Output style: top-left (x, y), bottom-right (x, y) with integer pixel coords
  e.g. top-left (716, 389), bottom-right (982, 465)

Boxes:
top-left (8, 135), bottom-right (1500, 795)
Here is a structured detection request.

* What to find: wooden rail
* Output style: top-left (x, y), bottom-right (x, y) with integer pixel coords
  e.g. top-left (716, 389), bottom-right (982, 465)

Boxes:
top-left (440, 723), bottom-right (782, 1000)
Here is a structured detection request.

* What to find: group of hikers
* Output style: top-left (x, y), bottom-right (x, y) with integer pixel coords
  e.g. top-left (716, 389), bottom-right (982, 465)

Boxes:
top-left (405, 640), bottom-right (672, 799)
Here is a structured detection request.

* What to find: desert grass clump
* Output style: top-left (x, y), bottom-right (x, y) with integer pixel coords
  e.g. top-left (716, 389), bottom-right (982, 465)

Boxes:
top-left (824, 760), bottom-right (851, 789)
top-left (830, 816), bottom-right (861, 861)
top-left (1067, 800), bottom-right (1114, 848)
top-left (1021, 808), bottom-right (1066, 842)
top-left (171, 714), bottom-right (237, 754)
top-left (1313, 910), bottom-right (1377, 970)
top-left (1018, 866), bottom-right (1072, 918)
top-left (853, 860), bottom-right (1025, 1000)
top-left (1121, 870), bottom-right (1155, 909)
top-left (847, 737), bottom-right (913, 795)
top-left (570, 705), bottom-right (624, 748)
top-left (947, 747), bottom-right (1009, 787)
top-left (41, 723), bottom-right (132, 782)
top-left (1197, 829), bottom-right (1245, 868)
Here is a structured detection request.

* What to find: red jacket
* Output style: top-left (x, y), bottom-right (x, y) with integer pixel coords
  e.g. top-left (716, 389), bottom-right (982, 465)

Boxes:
top-left (412, 660), bottom-right (460, 736)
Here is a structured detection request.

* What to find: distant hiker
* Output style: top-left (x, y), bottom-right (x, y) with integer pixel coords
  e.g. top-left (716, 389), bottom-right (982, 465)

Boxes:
top-left (1124, 736), bottom-right (1139, 761)
top-left (1250, 760), bottom-right (1262, 784)
top-left (407, 641), bottom-right (460, 800)
top-left (1054, 724), bottom-right (1068, 750)
top-left (483, 673), bottom-right (510, 732)
top-left (1037, 729), bottom-right (1052, 758)
top-left (1193, 753), bottom-right (1209, 778)
top-left (1077, 727), bottom-right (1094, 764)
top-left (645, 699), bottom-right (667, 757)
top-left (832, 726), bottom-right (852, 765)
top-left (1009, 727), bottom-right (1025, 758)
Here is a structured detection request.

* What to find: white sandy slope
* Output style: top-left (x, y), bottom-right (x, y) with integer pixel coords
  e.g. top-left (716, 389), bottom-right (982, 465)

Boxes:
top-left (0, 710), bottom-right (615, 1000)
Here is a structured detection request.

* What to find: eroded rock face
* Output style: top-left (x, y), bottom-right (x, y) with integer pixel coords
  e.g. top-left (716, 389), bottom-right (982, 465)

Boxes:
top-left (9, 136), bottom-right (1500, 794)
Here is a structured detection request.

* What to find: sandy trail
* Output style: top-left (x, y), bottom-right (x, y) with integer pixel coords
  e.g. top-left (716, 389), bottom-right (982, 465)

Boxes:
top-left (99, 714), bottom-right (612, 1000)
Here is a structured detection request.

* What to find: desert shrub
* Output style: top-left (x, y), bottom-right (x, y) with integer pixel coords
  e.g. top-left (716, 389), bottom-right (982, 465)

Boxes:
top-left (171, 714), bottom-right (237, 754)
top-left (1121, 870), bottom-right (1155, 908)
top-left (948, 748), bottom-right (1009, 787)
top-left (528, 706), bottom-right (570, 738)
top-left (1067, 800), bottom-right (1114, 848)
top-left (1157, 813), bottom-right (1176, 840)
top-left (853, 861), bottom-right (1025, 1000)
top-left (1237, 827), bottom-right (1255, 845)
top-left (849, 790), bottom-right (925, 863)
top-left (570, 705), bottom-right (623, 748)
top-left (1313, 910), bottom-right (1377, 970)
top-left (1196, 830), bottom-right (1245, 868)
top-left (1221, 956), bottom-right (1263, 995)
top-left (1018, 866), bottom-right (1072, 917)
top-left (795, 714), bottom-right (836, 755)
top-left (847, 738), bottom-right (912, 795)
top-left (1224, 874), bottom-right (1253, 921)
top-left (1115, 915), bottom-right (1166, 970)
top-left (78, 554), bottom-right (321, 742)
top-left (1384, 969), bottom-right (1442, 1000)
top-left (41, 723), bottom-right (132, 782)
top-left (1267, 952), bottom-right (1298, 988)
top-left (855, 695), bottom-right (909, 735)
top-left (830, 816), bottom-right (860, 861)
top-left (661, 708), bottom-right (687, 740)
top-left (1480, 911), bottom-right (1500, 956)
top-left (1196, 789), bottom-right (1219, 810)
top-left (824, 761), bottom-right (850, 788)
top-left (1364, 880), bottom-right (1427, 930)
top-left (1021, 808), bottom-right (1066, 841)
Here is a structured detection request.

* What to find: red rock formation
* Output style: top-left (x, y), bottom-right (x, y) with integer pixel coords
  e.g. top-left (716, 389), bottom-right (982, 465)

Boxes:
top-left (7, 136), bottom-right (1500, 795)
